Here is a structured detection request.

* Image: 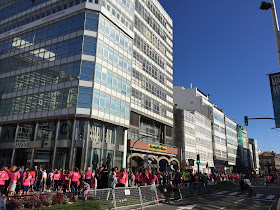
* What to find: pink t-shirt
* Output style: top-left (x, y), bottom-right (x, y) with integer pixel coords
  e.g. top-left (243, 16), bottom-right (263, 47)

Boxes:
top-left (118, 173), bottom-right (128, 184)
top-left (71, 172), bottom-right (80, 182)
top-left (53, 174), bottom-right (61, 180)
top-left (22, 174), bottom-right (33, 186)
top-left (141, 174), bottom-right (150, 185)
top-left (11, 171), bottom-right (20, 182)
top-left (85, 171), bottom-right (92, 178)
top-left (149, 175), bottom-right (157, 183)
top-left (0, 171), bottom-right (9, 185)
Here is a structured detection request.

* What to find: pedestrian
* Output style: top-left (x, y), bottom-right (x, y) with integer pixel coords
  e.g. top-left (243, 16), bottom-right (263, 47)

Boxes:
top-left (22, 170), bottom-right (32, 195)
top-left (0, 167), bottom-right (9, 196)
top-left (9, 166), bottom-right (20, 196)
top-left (265, 176), bottom-right (269, 188)
top-left (85, 167), bottom-right (93, 188)
top-left (53, 170), bottom-right (60, 192)
top-left (71, 168), bottom-right (81, 194)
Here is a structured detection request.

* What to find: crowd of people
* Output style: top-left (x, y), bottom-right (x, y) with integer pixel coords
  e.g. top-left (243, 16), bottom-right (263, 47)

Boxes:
top-left (0, 164), bottom-right (277, 197)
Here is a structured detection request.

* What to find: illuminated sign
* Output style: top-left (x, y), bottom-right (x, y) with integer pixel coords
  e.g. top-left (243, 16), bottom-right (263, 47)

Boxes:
top-left (148, 144), bottom-right (167, 152)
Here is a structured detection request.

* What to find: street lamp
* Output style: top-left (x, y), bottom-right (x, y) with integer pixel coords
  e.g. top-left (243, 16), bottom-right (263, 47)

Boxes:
top-left (260, 0), bottom-right (280, 70)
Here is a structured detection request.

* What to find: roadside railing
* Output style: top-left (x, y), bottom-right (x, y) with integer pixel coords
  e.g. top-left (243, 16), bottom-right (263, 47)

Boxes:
top-left (2, 181), bottom-right (240, 209)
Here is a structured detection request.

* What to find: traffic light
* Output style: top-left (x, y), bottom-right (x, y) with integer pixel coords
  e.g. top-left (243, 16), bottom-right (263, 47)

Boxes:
top-left (260, 2), bottom-right (272, 10)
top-left (244, 116), bottom-right (248, 126)
top-left (196, 154), bottom-right (200, 164)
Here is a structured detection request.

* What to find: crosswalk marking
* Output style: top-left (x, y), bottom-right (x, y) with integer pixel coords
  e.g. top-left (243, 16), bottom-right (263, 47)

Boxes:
top-left (228, 192), bottom-right (238, 196)
top-left (265, 195), bottom-right (275, 200)
top-left (177, 205), bottom-right (197, 210)
top-left (253, 194), bottom-right (263, 199)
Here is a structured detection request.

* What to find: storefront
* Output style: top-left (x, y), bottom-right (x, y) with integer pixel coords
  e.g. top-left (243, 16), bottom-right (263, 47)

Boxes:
top-left (127, 139), bottom-right (179, 173)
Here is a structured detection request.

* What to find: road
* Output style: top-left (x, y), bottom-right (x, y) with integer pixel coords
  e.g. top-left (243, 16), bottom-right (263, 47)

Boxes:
top-left (147, 184), bottom-right (280, 210)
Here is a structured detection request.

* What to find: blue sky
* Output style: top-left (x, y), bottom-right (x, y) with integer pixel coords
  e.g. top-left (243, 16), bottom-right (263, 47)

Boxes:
top-left (159, 0), bottom-right (280, 153)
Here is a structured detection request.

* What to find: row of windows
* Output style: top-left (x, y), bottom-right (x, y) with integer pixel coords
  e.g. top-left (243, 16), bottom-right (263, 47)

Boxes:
top-left (135, 0), bottom-right (167, 42)
top-left (185, 137), bottom-right (196, 148)
top-left (184, 126), bottom-right (195, 136)
top-left (227, 147), bottom-right (237, 155)
top-left (93, 90), bottom-right (130, 120)
top-left (0, 36), bottom-right (83, 74)
top-left (77, 87), bottom-right (93, 108)
top-left (99, 16), bottom-right (132, 53)
top-left (140, 120), bottom-right (160, 137)
top-left (195, 113), bottom-right (211, 128)
top-left (226, 120), bottom-right (236, 130)
top-left (215, 149), bottom-right (227, 158)
top-left (196, 149), bottom-right (213, 161)
top-left (214, 135), bottom-right (226, 145)
top-left (134, 15), bottom-right (167, 56)
top-left (94, 63), bottom-right (131, 97)
top-left (145, 0), bottom-right (168, 29)
top-left (132, 69), bottom-right (168, 101)
top-left (213, 112), bottom-right (224, 124)
top-left (131, 88), bottom-right (169, 118)
top-left (196, 137), bottom-right (212, 149)
top-left (184, 111), bottom-right (194, 124)
top-left (0, 61), bottom-right (80, 94)
top-left (133, 50), bottom-right (166, 85)
top-left (0, 88), bottom-right (78, 117)
top-left (0, 13), bottom-right (85, 55)
top-left (0, 0), bottom-right (49, 22)
top-left (195, 124), bottom-right (212, 138)
top-left (83, 36), bottom-right (97, 56)
top-left (226, 129), bottom-right (237, 138)
top-left (134, 33), bottom-right (165, 69)
top-left (227, 139), bottom-right (238, 147)
top-left (1, 0), bottom-right (87, 34)
top-left (97, 40), bottom-right (132, 75)
top-left (99, 0), bottom-right (133, 31)
top-left (228, 156), bottom-right (236, 163)
top-left (116, 0), bottom-right (134, 15)
top-left (213, 123), bottom-right (225, 134)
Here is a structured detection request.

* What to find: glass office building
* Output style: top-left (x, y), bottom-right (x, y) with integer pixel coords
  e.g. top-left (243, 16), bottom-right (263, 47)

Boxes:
top-left (0, 0), bottom-right (176, 171)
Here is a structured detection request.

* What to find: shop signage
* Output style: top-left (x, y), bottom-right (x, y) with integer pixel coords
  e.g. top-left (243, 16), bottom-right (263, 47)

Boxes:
top-left (148, 144), bottom-right (167, 152)
top-left (215, 165), bottom-right (225, 172)
top-left (13, 142), bottom-right (29, 148)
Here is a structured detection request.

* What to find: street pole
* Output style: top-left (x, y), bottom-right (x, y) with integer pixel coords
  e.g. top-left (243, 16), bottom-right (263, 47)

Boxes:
top-left (270, 0), bottom-right (280, 70)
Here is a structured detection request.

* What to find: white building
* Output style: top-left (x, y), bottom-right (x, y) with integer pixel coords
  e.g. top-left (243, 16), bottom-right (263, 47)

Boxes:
top-left (174, 109), bottom-right (213, 173)
top-left (174, 86), bottom-right (239, 173)
top-left (225, 116), bottom-right (238, 172)
top-left (249, 138), bottom-right (260, 173)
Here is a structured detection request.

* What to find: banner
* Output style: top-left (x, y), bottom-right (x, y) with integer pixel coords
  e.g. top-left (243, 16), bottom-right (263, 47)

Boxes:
top-left (269, 73), bottom-right (280, 127)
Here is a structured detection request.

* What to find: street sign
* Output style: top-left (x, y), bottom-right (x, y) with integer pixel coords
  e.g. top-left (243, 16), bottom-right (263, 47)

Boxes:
top-left (269, 72), bottom-right (280, 127)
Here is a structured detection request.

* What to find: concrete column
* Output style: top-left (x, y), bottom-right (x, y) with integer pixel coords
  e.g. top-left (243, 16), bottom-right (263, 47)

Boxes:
top-left (69, 120), bottom-right (77, 170)
top-left (122, 129), bottom-right (128, 169)
top-left (81, 121), bottom-right (90, 171)
top-left (51, 121), bottom-right (60, 170)
top-left (10, 125), bottom-right (19, 166)
top-left (113, 127), bottom-right (117, 167)
top-left (100, 125), bottom-right (105, 166)
top-left (30, 123), bottom-right (39, 169)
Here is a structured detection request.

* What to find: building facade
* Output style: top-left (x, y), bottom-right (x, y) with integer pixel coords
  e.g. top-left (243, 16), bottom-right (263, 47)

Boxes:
top-left (174, 108), bottom-right (214, 173)
top-left (259, 152), bottom-right (280, 175)
top-left (0, 0), bottom-right (177, 171)
top-left (127, 0), bottom-right (177, 172)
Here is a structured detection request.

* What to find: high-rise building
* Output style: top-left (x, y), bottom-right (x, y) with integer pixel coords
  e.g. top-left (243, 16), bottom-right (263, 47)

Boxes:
top-left (0, 0), bottom-right (177, 171)
top-left (249, 138), bottom-right (260, 174)
top-left (127, 0), bottom-right (178, 172)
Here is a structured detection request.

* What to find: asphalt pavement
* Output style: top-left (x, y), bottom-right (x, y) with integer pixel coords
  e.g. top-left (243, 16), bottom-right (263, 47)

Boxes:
top-left (146, 184), bottom-right (280, 210)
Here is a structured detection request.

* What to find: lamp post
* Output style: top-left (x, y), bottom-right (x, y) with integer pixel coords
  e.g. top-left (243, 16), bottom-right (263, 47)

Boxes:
top-left (260, 0), bottom-right (280, 70)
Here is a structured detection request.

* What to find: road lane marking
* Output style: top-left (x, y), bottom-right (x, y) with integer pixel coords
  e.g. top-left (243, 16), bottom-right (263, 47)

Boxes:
top-left (177, 205), bottom-right (197, 209)
top-left (265, 195), bottom-right (275, 200)
top-left (234, 198), bottom-right (245, 204)
top-left (228, 192), bottom-right (238, 196)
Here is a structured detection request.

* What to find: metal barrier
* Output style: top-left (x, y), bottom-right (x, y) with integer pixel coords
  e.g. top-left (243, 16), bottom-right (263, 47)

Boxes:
top-left (3, 181), bottom-right (239, 209)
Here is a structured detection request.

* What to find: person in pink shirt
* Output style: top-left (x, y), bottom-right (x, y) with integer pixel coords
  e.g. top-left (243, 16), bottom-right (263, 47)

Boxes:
top-left (62, 170), bottom-right (71, 193)
top-left (53, 170), bottom-right (61, 192)
top-left (141, 170), bottom-right (150, 186)
top-left (22, 170), bottom-right (32, 195)
top-left (116, 168), bottom-right (128, 187)
top-left (0, 167), bottom-right (9, 195)
top-left (85, 167), bottom-right (93, 187)
top-left (9, 166), bottom-right (20, 195)
top-left (149, 171), bottom-right (158, 185)
top-left (71, 168), bottom-right (81, 193)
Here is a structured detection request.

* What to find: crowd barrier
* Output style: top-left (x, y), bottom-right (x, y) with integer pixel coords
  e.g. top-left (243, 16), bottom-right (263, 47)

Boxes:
top-left (1, 180), bottom-right (243, 210)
